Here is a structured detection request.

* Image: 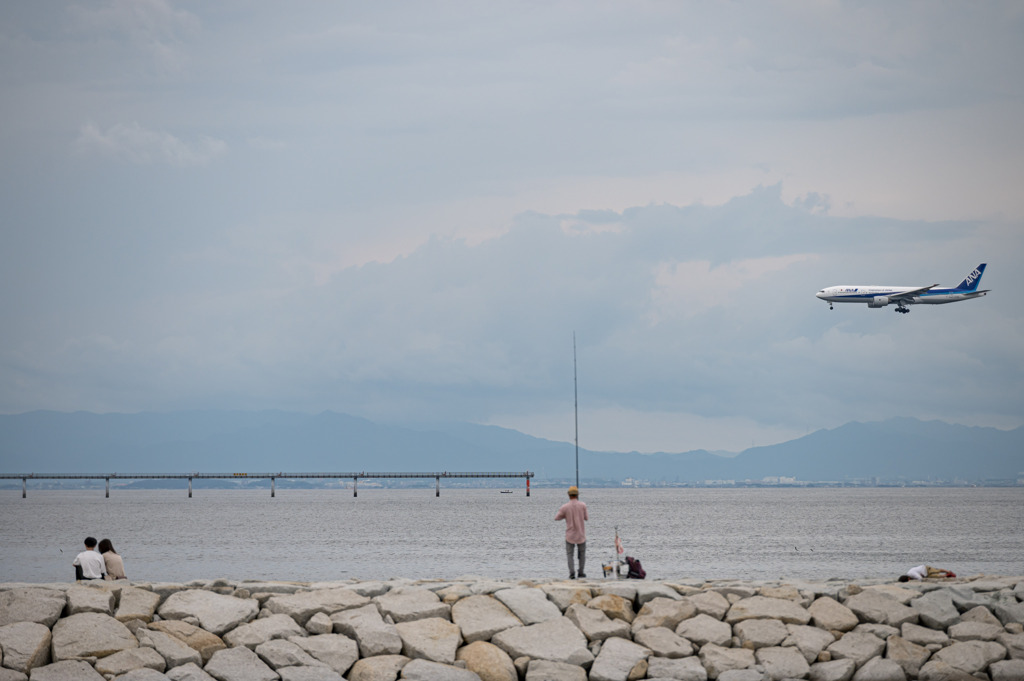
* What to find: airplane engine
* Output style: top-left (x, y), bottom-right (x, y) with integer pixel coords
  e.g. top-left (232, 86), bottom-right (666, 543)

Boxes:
top-left (868, 296), bottom-right (890, 308)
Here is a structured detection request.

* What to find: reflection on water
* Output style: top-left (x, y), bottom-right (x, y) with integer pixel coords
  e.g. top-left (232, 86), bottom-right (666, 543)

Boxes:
top-left (1, 487), bottom-right (1021, 583)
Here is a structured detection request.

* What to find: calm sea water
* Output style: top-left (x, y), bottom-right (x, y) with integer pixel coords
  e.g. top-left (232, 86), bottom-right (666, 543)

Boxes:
top-left (1, 487), bottom-right (1021, 584)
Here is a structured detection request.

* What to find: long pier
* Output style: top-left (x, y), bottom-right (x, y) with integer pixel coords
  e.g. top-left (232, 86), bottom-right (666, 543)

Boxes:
top-left (0, 471), bottom-right (534, 498)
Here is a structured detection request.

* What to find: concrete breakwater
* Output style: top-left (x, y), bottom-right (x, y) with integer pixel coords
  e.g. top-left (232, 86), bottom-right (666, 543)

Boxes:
top-left (0, 575), bottom-right (1022, 681)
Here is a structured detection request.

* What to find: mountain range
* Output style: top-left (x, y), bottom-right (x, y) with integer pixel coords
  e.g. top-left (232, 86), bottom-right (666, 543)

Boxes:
top-left (0, 410), bottom-right (1021, 484)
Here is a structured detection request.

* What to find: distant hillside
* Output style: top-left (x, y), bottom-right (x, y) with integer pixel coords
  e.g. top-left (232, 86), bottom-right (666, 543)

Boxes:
top-left (0, 411), bottom-right (1020, 483)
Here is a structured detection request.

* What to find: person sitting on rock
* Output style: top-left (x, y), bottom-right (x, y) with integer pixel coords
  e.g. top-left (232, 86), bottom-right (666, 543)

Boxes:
top-left (73, 536), bottom-right (106, 581)
top-left (898, 564), bottom-right (955, 581)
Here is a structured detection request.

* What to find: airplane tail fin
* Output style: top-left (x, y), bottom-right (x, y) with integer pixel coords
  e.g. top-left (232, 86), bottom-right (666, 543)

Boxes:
top-left (955, 263), bottom-right (986, 291)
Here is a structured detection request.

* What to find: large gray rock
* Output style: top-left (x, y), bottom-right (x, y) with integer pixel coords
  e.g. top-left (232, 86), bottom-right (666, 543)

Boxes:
top-left (264, 588), bottom-right (370, 626)
top-left (524, 658), bottom-right (587, 681)
top-left (158, 589), bottom-right (259, 636)
top-left (374, 588), bottom-right (451, 624)
top-left (632, 597), bottom-right (697, 633)
top-left (166, 662), bottom-right (217, 681)
top-left (632, 626), bottom-right (694, 658)
top-left (992, 594), bottom-right (1024, 625)
top-left (646, 655), bottom-right (708, 681)
top-left (911, 590), bottom-right (960, 629)
top-left (492, 589), bottom-right (561, 626)
top-left (899, 622), bottom-right (948, 647)
top-left (305, 613), bottom-right (333, 635)
top-left (809, 658), bottom-right (856, 681)
top-left (331, 603), bottom-right (403, 657)
top-left (861, 586), bottom-right (918, 606)
top-left (850, 656), bottom-right (905, 681)
top-left (346, 654), bottom-right (410, 681)
top-left (845, 591), bottom-right (918, 628)
top-left (931, 640), bottom-right (1005, 675)
top-left (755, 645), bottom-right (811, 680)
top-left (634, 583), bottom-right (682, 605)
top-left (137, 628), bottom-right (204, 668)
top-left (111, 669), bottom-right (172, 681)
top-left (539, 585), bottom-right (591, 612)
top-left (916, 659), bottom-right (977, 680)
top-left (826, 632), bottom-right (886, 669)
top-left (809, 596), bottom-right (859, 632)
top-left (450, 595), bottom-right (522, 643)
top-left (586, 594), bottom-right (635, 624)
top-left (203, 645), bottom-right (279, 681)
top-left (117, 586), bottom-right (163, 623)
top-left (990, 658), bottom-right (1024, 681)
top-left (93, 646), bottom-right (166, 676)
top-left (288, 634), bottom-right (360, 677)
top-left (254, 638), bottom-right (326, 669)
top-left (948, 620), bottom-right (1003, 641)
top-left (588, 637), bottom-right (650, 681)
top-left (996, 631), bottom-right (1024, 659)
top-left (0, 668), bottom-right (27, 681)
top-left (491, 617), bottom-right (593, 667)
top-left (884, 635), bottom-right (930, 678)
top-left (396, 617), bottom-right (463, 665)
top-left (51, 612), bottom-right (138, 661)
top-left (26, 660), bottom-right (105, 681)
top-left (697, 643), bottom-right (755, 679)
top-left (455, 640), bottom-right (516, 681)
top-left (223, 613), bottom-right (307, 650)
top-left (960, 605), bottom-right (1002, 627)
top-left (564, 603), bottom-right (630, 642)
top-left (0, 588), bottom-right (66, 628)
top-left (399, 658), bottom-right (482, 680)
top-left (734, 618), bottom-right (788, 649)
top-left (783, 623), bottom-right (837, 664)
top-left (684, 590), bottom-right (731, 621)
top-left (66, 584), bottom-right (116, 616)
top-left (148, 620), bottom-right (227, 664)
top-left (0, 621), bottom-right (50, 673)
top-left (277, 667), bottom-right (345, 681)
top-left (725, 596), bottom-right (811, 625)
top-left (675, 613), bottom-right (732, 647)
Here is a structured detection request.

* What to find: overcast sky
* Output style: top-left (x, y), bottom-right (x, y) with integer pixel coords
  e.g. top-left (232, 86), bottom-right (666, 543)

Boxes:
top-left (2, 1), bottom-right (1022, 454)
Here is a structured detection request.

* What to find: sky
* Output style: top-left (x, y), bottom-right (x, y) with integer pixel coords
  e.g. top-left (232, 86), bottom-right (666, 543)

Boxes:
top-left (1, 1), bottom-right (1022, 454)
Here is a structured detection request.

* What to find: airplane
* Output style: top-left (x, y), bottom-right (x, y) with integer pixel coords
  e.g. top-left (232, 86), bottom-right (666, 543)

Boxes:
top-left (816, 263), bottom-right (989, 314)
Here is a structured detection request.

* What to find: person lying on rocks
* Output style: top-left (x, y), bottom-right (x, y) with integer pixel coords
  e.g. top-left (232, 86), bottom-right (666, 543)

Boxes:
top-left (898, 564), bottom-right (956, 581)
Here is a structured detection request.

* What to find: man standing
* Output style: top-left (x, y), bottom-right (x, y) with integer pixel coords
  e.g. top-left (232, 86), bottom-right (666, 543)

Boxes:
top-left (73, 537), bottom-right (106, 581)
top-left (555, 486), bottom-right (588, 579)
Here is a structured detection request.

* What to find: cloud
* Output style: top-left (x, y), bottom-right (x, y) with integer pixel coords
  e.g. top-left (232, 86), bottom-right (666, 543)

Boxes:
top-left (75, 122), bottom-right (227, 166)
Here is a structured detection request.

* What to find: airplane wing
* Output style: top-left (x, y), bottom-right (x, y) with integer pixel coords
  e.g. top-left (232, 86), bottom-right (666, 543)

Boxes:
top-left (889, 285), bottom-right (937, 301)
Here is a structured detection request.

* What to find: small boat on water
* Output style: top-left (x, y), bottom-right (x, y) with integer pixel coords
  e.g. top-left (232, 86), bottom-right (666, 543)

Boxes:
top-left (500, 489), bottom-right (514, 494)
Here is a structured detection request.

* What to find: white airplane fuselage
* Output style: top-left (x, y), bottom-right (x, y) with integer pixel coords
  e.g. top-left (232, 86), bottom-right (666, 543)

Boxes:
top-left (816, 286), bottom-right (988, 306)
top-left (815, 264), bottom-right (989, 313)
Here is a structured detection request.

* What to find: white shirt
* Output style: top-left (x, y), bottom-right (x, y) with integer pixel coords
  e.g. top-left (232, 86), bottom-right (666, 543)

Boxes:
top-left (905, 565), bottom-right (928, 581)
top-left (74, 549), bottom-right (106, 579)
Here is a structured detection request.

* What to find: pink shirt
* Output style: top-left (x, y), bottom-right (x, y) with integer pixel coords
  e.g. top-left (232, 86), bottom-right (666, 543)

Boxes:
top-left (555, 498), bottom-right (588, 544)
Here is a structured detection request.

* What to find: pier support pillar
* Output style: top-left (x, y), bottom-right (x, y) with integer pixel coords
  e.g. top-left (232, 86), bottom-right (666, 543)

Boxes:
top-left (188, 477), bottom-right (192, 498)
top-left (436, 476), bottom-right (440, 497)
top-left (526, 477), bottom-right (530, 497)
top-left (353, 477), bottom-right (357, 498)
top-left (22, 478), bottom-right (26, 499)
top-left (271, 477), bottom-right (275, 498)
top-left (105, 477), bottom-right (110, 498)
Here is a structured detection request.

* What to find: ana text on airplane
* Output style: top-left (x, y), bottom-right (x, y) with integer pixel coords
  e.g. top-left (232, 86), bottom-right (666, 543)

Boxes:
top-left (816, 264), bottom-right (989, 314)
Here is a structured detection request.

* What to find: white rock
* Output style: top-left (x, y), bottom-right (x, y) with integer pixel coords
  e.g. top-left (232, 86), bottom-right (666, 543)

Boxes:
top-left (399, 658), bottom-right (483, 680)
top-left (734, 618), bottom-right (788, 649)
top-left (265, 587), bottom-right (370, 626)
top-left (827, 632), bottom-right (885, 669)
top-left (809, 658), bottom-right (856, 681)
top-left (646, 655), bottom-right (708, 681)
top-left (0, 621), bottom-right (51, 673)
top-left (396, 617), bottom-right (463, 665)
top-left (374, 588), bottom-right (451, 624)
top-left (755, 645), bottom-right (812, 680)
top-left (632, 626), bottom-right (694, 658)
top-left (158, 589), bottom-right (259, 636)
top-left (0, 588), bottom-right (67, 628)
top-left (165, 661), bottom-right (217, 681)
top-left (491, 617), bottom-right (593, 668)
top-left (25, 659), bottom-right (106, 681)
top-left (288, 633), bottom-right (360, 677)
top-left (451, 595), bottom-right (523, 643)
top-left (588, 637), bottom-right (650, 681)
top-left (697, 643), bottom-right (755, 679)
top-left (223, 612), bottom-right (307, 650)
top-left (524, 658), bottom-right (587, 681)
top-left (493, 588), bottom-right (562, 626)
top-left (725, 596), bottom-right (811, 625)
top-left (331, 603), bottom-right (403, 657)
top-left (564, 603), bottom-right (630, 642)
top-left (93, 646), bottom-right (166, 676)
top-left (675, 613), bottom-right (732, 647)
top-left (203, 645), bottom-right (279, 681)
top-left (50, 611), bottom-right (138, 661)
top-left (850, 656), bottom-right (906, 681)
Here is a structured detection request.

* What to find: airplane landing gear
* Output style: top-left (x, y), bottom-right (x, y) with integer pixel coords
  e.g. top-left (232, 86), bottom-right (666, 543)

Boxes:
top-left (895, 306), bottom-right (910, 314)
